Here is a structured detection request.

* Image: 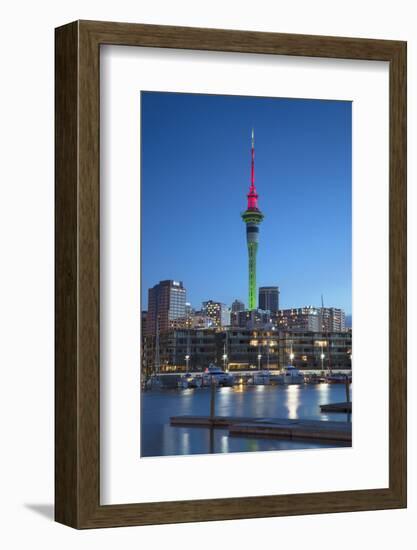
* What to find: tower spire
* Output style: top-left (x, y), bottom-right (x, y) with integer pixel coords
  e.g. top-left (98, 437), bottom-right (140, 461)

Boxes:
top-left (251, 128), bottom-right (255, 187)
top-left (247, 128), bottom-right (259, 210)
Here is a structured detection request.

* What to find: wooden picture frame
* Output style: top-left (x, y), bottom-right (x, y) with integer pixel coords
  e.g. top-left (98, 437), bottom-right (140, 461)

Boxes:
top-left (55, 20), bottom-right (407, 528)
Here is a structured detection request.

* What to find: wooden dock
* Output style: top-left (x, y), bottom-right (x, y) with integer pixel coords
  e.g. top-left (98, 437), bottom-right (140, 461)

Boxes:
top-left (170, 415), bottom-right (351, 443)
top-left (320, 401), bottom-right (352, 413)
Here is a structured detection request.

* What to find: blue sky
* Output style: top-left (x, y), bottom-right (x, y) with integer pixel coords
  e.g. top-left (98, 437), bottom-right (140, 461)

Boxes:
top-left (141, 92), bottom-right (352, 314)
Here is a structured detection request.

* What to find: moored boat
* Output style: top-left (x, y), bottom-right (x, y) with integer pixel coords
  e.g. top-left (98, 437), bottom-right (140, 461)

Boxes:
top-left (178, 372), bottom-right (203, 389)
top-left (202, 364), bottom-right (234, 387)
top-left (326, 373), bottom-right (352, 384)
top-left (270, 365), bottom-right (305, 385)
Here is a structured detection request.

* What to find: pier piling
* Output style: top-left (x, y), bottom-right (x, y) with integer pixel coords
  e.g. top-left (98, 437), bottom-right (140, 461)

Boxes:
top-left (345, 375), bottom-right (350, 403)
top-left (210, 378), bottom-right (216, 422)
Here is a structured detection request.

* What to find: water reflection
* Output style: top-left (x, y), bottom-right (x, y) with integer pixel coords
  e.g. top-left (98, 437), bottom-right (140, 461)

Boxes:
top-left (220, 434), bottom-right (229, 454)
top-left (286, 385), bottom-right (300, 419)
top-left (317, 382), bottom-right (330, 397)
top-left (141, 384), bottom-right (351, 457)
top-left (181, 431), bottom-right (190, 456)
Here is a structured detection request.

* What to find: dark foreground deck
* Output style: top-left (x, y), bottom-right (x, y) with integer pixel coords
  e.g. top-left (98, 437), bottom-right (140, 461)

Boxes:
top-left (170, 415), bottom-right (351, 443)
top-left (320, 401), bottom-right (352, 413)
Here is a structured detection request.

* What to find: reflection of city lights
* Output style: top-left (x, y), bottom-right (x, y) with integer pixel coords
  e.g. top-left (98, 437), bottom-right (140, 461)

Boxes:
top-left (182, 432), bottom-right (190, 455)
top-left (286, 385), bottom-right (300, 419)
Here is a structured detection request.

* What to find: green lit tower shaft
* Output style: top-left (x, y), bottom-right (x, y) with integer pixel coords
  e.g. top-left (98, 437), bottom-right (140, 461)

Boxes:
top-left (241, 130), bottom-right (264, 310)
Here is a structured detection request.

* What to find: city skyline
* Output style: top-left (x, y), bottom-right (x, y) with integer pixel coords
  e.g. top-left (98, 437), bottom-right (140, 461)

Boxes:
top-left (141, 92), bottom-right (352, 314)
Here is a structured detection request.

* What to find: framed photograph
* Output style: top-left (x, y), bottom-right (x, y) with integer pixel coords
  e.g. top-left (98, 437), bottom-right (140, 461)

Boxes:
top-left (55, 20), bottom-right (406, 528)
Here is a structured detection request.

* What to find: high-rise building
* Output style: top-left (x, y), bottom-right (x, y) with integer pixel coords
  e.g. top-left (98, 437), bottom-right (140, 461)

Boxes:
top-left (231, 299), bottom-right (245, 326)
top-left (233, 308), bottom-right (272, 329)
top-left (276, 307), bottom-right (321, 332)
top-left (146, 280), bottom-right (186, 336)
top-left (258, 286), bottom-right (280, 313)
top-left (320, 308), bottom-right (346, 332)
top-left (202, 300), bottom-right (230, 327)
top-left (241, 130), bottom-right (264, 310)
top-left (231, 299), bottom-right (245, 313)
top-left (276, 306), bottom-right (346, 333)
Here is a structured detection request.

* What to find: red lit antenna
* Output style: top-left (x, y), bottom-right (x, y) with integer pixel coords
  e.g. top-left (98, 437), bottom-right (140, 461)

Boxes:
top-left (247, 128), bottom-right (259, 210)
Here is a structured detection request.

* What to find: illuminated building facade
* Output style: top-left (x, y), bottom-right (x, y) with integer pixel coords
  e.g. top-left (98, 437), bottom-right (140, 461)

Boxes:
top-left (320, 307), bottom-right (346, 332)
top-left (142, 327), bottom-right (352, 373)
top-left (202, 300), bottom-right (230, 327)
top-left (276, 307), bottom-right (321, 332)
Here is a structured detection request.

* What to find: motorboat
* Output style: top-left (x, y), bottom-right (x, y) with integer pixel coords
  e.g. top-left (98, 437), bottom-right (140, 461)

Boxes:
top-left (178, 372), bottom-right (203, 389)
top-left (253, 370), bottom-right (271, 385)
top-left (202, 364), bottom-right (234, 387)
top-left (326, 373), bottom-right (352, 384)
top-left (270, 365), bottom-right (305, 385)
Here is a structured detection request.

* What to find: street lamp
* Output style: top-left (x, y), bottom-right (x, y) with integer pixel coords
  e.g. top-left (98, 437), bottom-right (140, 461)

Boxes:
top-left (320, 352), bottom-right (325, 372)
top-left (289, 352), bottom-right (295, 366)
top-left (222, 353), bottom-right (228, 372)
top-left (185, 354), bottom-right (190, 371)
top-left (257, 353), bottom-right (262, 371)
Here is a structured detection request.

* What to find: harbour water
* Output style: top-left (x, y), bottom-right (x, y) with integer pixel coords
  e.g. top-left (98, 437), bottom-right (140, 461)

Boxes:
top-left (141, 383), bottom-right (351, 457)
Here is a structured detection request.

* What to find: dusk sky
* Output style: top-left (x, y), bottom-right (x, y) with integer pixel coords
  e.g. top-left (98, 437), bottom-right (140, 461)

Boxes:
top-left (141, 92), bottom-right (352, 315)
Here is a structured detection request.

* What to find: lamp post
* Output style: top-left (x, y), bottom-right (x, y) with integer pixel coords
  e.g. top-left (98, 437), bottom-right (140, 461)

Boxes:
top-left (257, 353), bottom-right (262, 371)
top-left (289, 352), bottom-right (295, 366)
top-left (185, 354), bottom-right (190, 371)
top-left (222, 353), bottom-right (228, 372)
top-left (320, 352), bottom-right (325, 373)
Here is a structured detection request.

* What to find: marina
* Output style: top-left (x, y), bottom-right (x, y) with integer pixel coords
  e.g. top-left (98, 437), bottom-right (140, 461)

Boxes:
top-left (144, 365), bottom-right (351, 390)
top-left (141, 382), bottom-right (352, 457)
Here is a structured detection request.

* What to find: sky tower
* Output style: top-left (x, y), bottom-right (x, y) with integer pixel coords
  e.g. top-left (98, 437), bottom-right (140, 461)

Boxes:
top-left (241, 129), bottom-right (264, 310)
